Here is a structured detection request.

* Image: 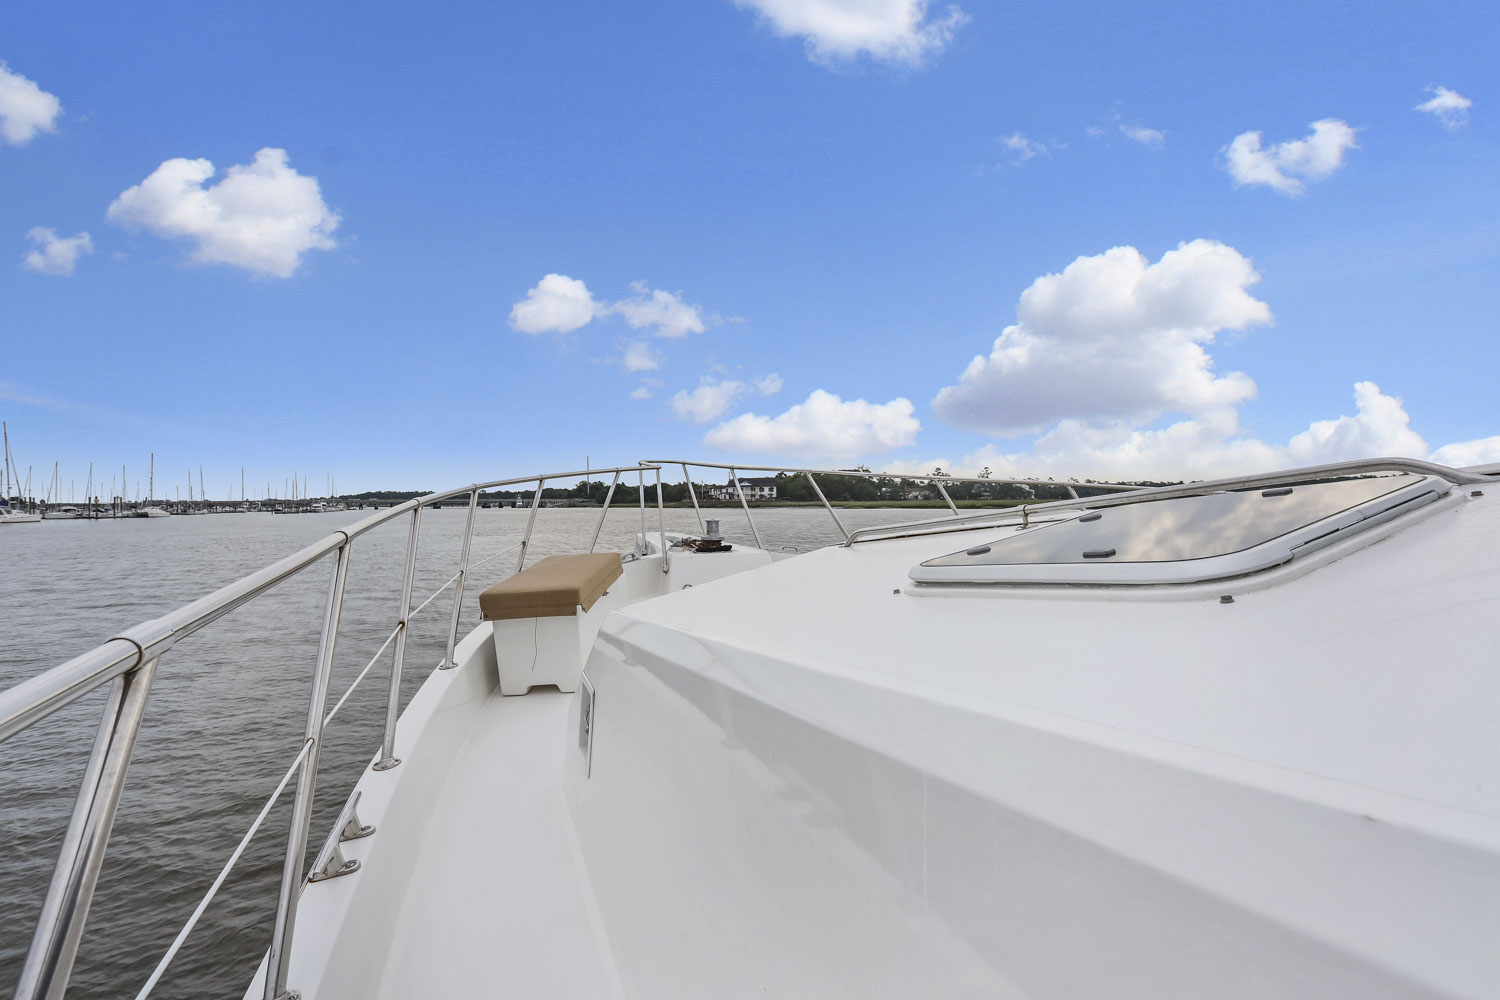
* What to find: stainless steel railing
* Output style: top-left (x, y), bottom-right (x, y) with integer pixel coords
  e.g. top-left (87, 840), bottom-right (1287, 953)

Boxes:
top-left (0, 462), bottom-right (660, 1000)
top-left (646, 459), bottom-right (1139, 547)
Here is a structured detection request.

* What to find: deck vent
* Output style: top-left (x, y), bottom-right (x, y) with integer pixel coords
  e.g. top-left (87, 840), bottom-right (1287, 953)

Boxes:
top-left (910, 474), bottom-right (1447, 587)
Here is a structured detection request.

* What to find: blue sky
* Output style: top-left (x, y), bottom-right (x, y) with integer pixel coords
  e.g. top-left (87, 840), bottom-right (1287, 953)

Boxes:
top-left (1, 0), bottom-right (1495, 496)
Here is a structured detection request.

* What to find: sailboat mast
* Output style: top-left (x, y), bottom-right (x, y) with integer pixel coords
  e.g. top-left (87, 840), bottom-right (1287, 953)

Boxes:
top-left (149, 452), bottom-right (155, 503)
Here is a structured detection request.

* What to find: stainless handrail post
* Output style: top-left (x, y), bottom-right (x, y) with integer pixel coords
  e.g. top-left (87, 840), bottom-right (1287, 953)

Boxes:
top-left (517, 479), bottom-right (543, 573)
top-left (14, 655), bottom-right (160, 1000)
top-left (376, 507), bottom-right (422, 771)
top-left (636, 468), bottom-right (646, 553)
top-left (731, 467), bottom-right (764, 549)
top-left (589, 472), bottom-right (620, 553)
top-left (655, 466), bottom-right (668, 574)
top-left (805, 472), bottom-right (849, 542)
top-left (935, 480), bottom-right (960, 516)
top-left (267, 539), bottom-right (352, 998)
top-left (440, 490), bottom-right (479, 670)
top-left (681, 462), bottom-right (704, 532)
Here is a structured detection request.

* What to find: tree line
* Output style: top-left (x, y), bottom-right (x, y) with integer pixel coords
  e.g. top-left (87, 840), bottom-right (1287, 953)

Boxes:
top-left (342, 469), bottom-right (1178, 506)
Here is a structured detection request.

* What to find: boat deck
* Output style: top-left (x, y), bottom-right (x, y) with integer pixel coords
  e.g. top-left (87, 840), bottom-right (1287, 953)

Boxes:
top-left (375, 689), bottom-right (622, 999)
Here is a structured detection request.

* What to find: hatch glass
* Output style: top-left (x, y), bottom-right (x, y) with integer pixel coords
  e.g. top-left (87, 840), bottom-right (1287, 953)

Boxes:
top-left (912, 474), bottom-right (1442, 585)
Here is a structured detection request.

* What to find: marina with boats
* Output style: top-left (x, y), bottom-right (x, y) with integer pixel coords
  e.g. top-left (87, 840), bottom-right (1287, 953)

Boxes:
top-left (2, 425), bottom-right (362, 523)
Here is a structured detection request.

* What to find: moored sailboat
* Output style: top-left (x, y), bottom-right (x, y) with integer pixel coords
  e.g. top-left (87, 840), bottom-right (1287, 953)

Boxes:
top-left (0, 422), bottom-right (40, 524)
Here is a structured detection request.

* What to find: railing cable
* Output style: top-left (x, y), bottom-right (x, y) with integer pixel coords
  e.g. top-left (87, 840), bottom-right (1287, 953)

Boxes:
top-left (133, 739), bottom-right (313, 1000)
top-left (322, 625), bottom-right (400, 729)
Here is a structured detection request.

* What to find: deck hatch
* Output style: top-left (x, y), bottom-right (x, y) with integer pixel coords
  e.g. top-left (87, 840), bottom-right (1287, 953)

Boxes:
top-left (911, 474), bottom-right (1446, 586)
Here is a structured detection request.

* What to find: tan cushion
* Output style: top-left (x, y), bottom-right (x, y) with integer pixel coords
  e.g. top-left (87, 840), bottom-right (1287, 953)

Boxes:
top-left (479, 553), bottom-right (623, 621)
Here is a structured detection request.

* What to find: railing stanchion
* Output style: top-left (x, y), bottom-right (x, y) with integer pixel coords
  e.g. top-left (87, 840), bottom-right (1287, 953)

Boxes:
top-left (682, 462), bottom-right (704, 533)
top-left (656, 466), bottom-right (669, 574)
top-left (517, 478), bottom-right (543, 573)
top-left (637, 468), bottom-right (647, 553)
top-left (935, 480), bottom-right (960, 517)
top-left (590, 472), bottom-right (620, 553)
top-left (376, 507), bottom-right (422, 771)
top-left (15, 654), bottom-right (161, 1000)
top-left (805, 472), bottom-right (850, 542)
top-left (267, 539), bottom-right (352, 998)
top-left (1066, 484), bottom-right (1079, 500)
top-left (441, 489), bottom-right (479, 670)
top-left (731, 467), bottom-right (764, 549)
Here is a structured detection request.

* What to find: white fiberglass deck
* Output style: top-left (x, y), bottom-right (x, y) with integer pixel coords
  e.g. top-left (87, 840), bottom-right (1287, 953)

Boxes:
top-left (374, 690), bottom-right (621, 999)
top-left (262, 479), bottom-right (1499, 999)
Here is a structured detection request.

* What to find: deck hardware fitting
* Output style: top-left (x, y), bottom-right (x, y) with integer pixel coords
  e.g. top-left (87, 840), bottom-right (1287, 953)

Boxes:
top-left (339, 801), bottom-right (374, 842)
top-left (1220, 595), bottom-right (1235, 604)
top-left (310, 790), bottom-right (372, 883)
top-left (1082, 548), bottom-right (1116, 559)
top-left (1079, 512), bottom-right (1102, 522)
top-left (372, 757), bottom-right (401, 771)
top-left (966, 545), bottom-right (991, 556)
top-left (1472, 490), bottom-right (1484, 498)
top-left (892, 588), bottom-right (901, 595)
top-left (1262, 487), bottom-right (1294, 497)
top-left (307, 846), bottom-right (359, 883)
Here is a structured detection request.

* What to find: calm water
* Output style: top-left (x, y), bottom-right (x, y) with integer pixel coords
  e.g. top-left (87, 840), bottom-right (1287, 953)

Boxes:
top-left (0, 503), bottom-right (922, 997)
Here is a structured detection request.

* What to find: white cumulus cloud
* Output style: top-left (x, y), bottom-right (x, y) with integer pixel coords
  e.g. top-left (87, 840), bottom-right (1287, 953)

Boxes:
top-left (927, 240), bottom-right (1496, 481)
top-left (705, 389), bottom-right (920, 459)
top-left (755, 372), bottom-right (784, 395)
top-left (1431, 434), bottom-right (1500, 468)
top-left (622, 340), bottom-right (662, 372)
top-left (934, 240), bottom-right (1270, 436)
top-left (610, 282), bottom-right (708, 338)
top-left (1222, 119), bottom-right (1358, 196)
top-left (673, 378), bottom-right (747, 423)
top-left (734, 0), bottom-right (967, 65)
top-left (509, 274), bottom-right (600, 334)
top-left (0, 61), bottom-right (61, 146)
top-left (23, 227), bottom-right (92, 276)
top-left (629, 385), bottom-right (654, 401)
top-left (1415, 86), bottom-right (1473, 130)
top-left (1121, 123), bottom-right (1165, 147)
top-left (953, 382), bottom-right (1496, 482)
top-left (508, 275), bottom-right (715, 342)
top-left (106, 148), bottom-right (338, 277)
top-left (1002, 132), bottom-right (1049, 164)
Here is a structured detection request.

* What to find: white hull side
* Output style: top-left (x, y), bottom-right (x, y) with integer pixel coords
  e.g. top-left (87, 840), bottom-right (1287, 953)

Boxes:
top-left (563, 495), bottom-right (1500, 999)
top-left (571, 619), bottom-right (1498, 998)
